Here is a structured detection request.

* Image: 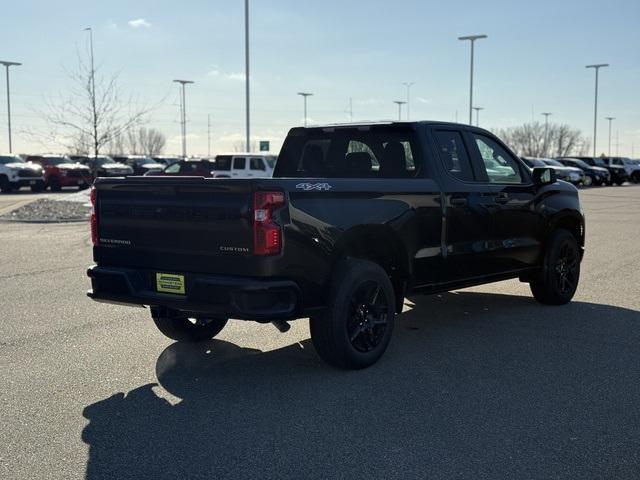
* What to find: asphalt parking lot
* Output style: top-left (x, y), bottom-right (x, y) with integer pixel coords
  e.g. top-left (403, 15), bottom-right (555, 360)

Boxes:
top-left (1, 186), bottom-right (639, 479)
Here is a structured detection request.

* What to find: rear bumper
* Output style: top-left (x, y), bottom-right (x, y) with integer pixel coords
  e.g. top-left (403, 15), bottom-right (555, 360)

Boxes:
top-left (87, 265), bottom-right (303, 321)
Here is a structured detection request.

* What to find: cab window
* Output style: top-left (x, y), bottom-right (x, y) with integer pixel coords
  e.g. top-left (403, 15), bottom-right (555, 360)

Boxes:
top-left (434, 130), bottom-right (474, 182)
top-left (472, 133), bottom-right (523, 184)
top-left (165, 163), bottom-right (181, 173)
top-left (250, 158), bottom-right (265, 170)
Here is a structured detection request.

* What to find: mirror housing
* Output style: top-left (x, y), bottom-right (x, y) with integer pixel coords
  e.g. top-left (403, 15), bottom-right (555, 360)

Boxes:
top-left (532, 167), bottom-right (556, 187)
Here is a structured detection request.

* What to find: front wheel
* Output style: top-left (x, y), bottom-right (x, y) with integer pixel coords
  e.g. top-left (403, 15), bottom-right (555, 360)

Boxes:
top-left (152, 311), bottom-right (228, 342)
top-left (530, 229), bottom-right (580, 305)
top-left (310, 259), bottom-right (396, 369)
top-left (30, 182), bottom-right (45, 193)
top-left (582, 176), bottom-right (592, 187)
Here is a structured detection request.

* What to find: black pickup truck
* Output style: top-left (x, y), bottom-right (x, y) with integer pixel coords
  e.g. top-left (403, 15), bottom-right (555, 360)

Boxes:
top-left (87, 122), bottom-right (585, 369)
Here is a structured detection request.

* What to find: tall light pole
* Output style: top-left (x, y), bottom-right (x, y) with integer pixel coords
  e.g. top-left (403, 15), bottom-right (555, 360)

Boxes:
top-left (393, 101), bottom-right (406, 121)
top-left (402, 82), bottom-right (414, 120)
top-left (345, 97), bottom-right (353, 122)
top-left (542, 112), bottom-right (552, 156)
top-left (605, 117), bottom-right (615, 157)
top-left (586, 63), bottom-right (609, 157)
top-left (173, 80), bottom-right (194, 159)
top-left (473, 106), bottom-right (484, 127)
top-left (244, 0), bottom-right (251, 152)
top-left (298, 92), bottom-right (313, 127)
top-left (0, 61), bottom-right (21, 153)
top-left (458, 34), bottom-right (487, 125)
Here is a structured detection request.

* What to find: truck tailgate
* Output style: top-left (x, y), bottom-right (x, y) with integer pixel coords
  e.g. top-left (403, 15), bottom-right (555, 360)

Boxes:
top-left (95, 178), bottom-right (255, 274)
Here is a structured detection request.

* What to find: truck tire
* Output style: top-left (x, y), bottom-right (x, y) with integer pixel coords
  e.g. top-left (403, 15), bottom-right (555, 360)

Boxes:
top-left (30, 182), bottom-right (45, 193)
top-left (152, 313), bottom-right (228, 342)
top-left (0, 176), bottom-right (10, 193)
top-left (530, 229), bottom-right (580, 305)
top-left (310, 259), bottom-right (396, 369)
top-left (615, 178), bottom-right (625, 186)
top-left (49, 177), bottom-right (62, 192)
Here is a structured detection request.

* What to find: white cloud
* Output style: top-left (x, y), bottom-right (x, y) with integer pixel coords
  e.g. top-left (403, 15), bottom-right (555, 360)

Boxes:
top-left (128, 18), bottom-right (152, 29)
top-left (225, 72), bottom-right (246, 81)
top-left (207, 69), bottom-right (220, 77)
top-left (415, 97), bottom-right (431, 105)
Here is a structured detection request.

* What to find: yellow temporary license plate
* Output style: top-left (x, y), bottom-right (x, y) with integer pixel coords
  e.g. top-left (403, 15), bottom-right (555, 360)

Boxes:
top-left (156, 273), bottom-right (186, 295)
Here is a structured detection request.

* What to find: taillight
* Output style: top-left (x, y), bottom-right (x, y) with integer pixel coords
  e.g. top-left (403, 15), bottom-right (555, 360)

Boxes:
top-left (253, 191), bottom-right (285, 256)
top-left (90, 187), bottom-right (98, 246)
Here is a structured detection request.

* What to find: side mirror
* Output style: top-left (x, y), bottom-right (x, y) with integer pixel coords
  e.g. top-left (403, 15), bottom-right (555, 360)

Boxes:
top-left (532, 167), bottom-right (556, 187)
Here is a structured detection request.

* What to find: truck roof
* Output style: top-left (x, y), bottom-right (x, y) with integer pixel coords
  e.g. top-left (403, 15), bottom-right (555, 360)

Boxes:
top-left (292, 120), bottom-right (480, 130)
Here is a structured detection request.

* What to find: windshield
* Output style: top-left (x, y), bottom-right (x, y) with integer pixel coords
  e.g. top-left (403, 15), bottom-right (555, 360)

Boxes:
top-left (566, 159), bottom-right (589, 169)
top-left (543, 159), bottom-right (563, 167)
top-left (96, 157), bottom-right (116, 166)
top-left (523, 158), bottom-right (546, 167)
top-left (0, 155), bottom-right (25, 165)
top-left (44, 157), bottom-right (70, 166)
top-left (593, 158), bottom-right (607, 167)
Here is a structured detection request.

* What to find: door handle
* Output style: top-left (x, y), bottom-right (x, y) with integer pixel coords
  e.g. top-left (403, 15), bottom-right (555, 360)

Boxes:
top-left (449, 196), bottom-right (468, 207)
top-left (494, 193), bottom-right (509, 205)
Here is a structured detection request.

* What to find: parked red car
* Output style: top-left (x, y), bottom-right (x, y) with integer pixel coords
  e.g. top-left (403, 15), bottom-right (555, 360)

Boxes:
top-left (145, 159), bottom-right (216, 177)
top-left (26, 155), bottom-right (94, 191)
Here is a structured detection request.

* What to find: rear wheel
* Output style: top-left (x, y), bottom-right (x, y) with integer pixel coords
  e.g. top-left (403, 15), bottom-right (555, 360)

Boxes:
top-left (151, 310), bottom-right (228, 342)
top-left (615, 178), bottom-right (625, 186)
top-left (530, 229), bottom-right (580, 305)
top-left (310, 259), bottom-right (396, 369)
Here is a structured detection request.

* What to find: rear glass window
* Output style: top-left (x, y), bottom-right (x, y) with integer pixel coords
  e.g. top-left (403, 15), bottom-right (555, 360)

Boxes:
top-left (214, 155), bottom-right (232, 171)
top-left (274, 126), bottom-right (422, 178)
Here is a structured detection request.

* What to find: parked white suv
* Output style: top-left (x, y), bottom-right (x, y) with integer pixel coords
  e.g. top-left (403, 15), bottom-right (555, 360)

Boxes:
top-left (212, 153), bottom-right (276, 178)
top-left (0, 155), bottom-right (45, 193)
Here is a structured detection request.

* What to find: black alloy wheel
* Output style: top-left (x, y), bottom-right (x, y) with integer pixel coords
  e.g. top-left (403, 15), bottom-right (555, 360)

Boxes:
top-left (347, 280), bottom-right (390, 353)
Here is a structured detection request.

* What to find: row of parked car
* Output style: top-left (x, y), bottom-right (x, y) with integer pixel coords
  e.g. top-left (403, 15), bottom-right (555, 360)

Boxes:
top-left (0, 152), bottom-right (277, 193)
top-left (522, 156), bottom-right (640, 187)
top-left (0, 150), bottom-right (638, 193)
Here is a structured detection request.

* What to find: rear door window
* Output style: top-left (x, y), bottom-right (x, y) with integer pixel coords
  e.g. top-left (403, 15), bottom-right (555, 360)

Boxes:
top-left (233, 157), bottom-right (247, 170)
top-left (434, 130), bottom-right (474, 182)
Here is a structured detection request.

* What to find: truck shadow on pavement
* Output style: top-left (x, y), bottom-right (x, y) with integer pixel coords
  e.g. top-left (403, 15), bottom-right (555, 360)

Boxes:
top-left (81, 291), bottom-right (640, 480)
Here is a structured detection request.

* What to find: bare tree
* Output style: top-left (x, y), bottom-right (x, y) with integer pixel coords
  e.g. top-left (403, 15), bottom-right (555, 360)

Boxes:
top-left (39, 50), bottom-right (150, 171)
top-left (497, 122), bottom-right (588, 158)
top-left (233, 140), bottom-right (257, 153)
top-left (124, 128), bottom-right (166, 156)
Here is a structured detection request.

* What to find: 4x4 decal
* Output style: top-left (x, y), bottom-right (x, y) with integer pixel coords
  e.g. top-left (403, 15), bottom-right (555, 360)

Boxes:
top-left (295, 182), bottom-right (333, 191)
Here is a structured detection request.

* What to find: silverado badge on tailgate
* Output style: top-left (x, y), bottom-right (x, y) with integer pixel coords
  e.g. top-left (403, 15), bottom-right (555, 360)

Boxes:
top-left (156, 273), bottom-right (186, 295)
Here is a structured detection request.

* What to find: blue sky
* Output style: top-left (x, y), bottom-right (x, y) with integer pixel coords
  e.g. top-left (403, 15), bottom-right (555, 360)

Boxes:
top-left (2, 0), bottom-right (639, 156)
